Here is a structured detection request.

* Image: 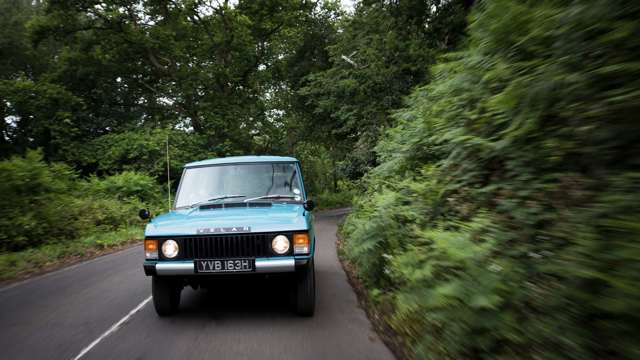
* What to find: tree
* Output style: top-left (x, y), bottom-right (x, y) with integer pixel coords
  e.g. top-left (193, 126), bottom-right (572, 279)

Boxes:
top-left (298, 0), bottom-right (471, 181)
top-left (1, 1), bottom-right (342, 169)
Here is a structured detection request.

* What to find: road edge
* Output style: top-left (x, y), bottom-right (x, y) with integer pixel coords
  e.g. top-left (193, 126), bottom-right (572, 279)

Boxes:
top-left (335, 222), bottom-right (411, 360)
top-left (0, 240), bottom-right (141, 290)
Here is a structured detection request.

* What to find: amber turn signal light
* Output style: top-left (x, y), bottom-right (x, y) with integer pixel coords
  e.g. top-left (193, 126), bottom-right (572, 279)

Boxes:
top-left (294, 233), bottom-right (309, 245)
top-left (144, 239), bottom-right (158, 259)
top-left (293, 233), bottom-right (310, 254)
top-left (144, 239), bottom-right (157, 251)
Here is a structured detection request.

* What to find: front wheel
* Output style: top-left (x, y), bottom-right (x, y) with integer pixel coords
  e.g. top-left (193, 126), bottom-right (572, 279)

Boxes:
top-left (152, 276), bottom-right (181, 316)
top-left (295, 259), bottom-right (316, 317)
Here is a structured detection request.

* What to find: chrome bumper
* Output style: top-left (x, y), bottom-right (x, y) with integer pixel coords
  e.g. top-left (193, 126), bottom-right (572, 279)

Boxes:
top-left (147, 258), bottom-right (296, 276)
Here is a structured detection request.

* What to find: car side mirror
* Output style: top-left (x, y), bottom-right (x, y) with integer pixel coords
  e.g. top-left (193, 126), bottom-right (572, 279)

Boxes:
top-left (303, 199), bottom-right (315, 211)
top-left (138, 208), bottom-right (151, 220)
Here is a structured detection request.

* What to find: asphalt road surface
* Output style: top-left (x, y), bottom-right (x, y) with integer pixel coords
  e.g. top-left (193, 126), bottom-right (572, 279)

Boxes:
top-left (0, 209), bottom-right (394, 360)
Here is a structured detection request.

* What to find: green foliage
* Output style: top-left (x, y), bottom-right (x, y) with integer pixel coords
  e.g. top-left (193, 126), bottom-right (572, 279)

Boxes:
top-left (343, 0), bottom-right (640, 359)
top-left (0, 150), bottom-right (79, 251)
top-left (299, 0), bottom-right (471, 179)
top-left (293, 141), bottom-right (362, 202)
top-left (0, 78), bottom-right (84, 159)
top-left (1, 0), bottom-right (342, 167)
top-left (313, 180), bottom-right (359, 210)
top-left (293, 142), bottom-right (337, 193)
top-left (0, 150), bottom-right (161, 252)
top-left (84, 172), bottom-right (161, 203)
top-left (70, 128), bottom-right (220, 183)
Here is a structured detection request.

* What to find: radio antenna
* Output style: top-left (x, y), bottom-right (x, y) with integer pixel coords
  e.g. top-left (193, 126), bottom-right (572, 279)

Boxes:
top-left (166, 133), bottom-right (171, 210)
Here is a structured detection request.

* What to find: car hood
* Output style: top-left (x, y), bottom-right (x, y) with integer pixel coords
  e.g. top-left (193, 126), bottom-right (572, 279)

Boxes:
top-left (144, 203), bottom-right (309, 237)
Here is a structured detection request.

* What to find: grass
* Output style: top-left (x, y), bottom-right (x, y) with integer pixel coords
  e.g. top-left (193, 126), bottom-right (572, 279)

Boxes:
top-left (0, 227), bottom-right (143, 282)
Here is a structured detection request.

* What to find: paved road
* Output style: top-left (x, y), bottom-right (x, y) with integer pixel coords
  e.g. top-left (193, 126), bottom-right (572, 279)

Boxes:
top-left (0, 210), bottom-right (394, 360)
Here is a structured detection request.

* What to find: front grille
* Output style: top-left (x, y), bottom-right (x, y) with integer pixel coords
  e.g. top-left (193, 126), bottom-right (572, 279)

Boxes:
top-left (158, 233), bottom-right (292, 259)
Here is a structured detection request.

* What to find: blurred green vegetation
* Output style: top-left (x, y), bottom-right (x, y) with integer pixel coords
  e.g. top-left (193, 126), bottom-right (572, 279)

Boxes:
top-left (342, 0), bottom-right (640, 359)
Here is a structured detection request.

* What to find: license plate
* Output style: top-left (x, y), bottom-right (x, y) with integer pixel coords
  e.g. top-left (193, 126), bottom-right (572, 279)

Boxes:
top-left (195, 258), bottom-right (255, 273)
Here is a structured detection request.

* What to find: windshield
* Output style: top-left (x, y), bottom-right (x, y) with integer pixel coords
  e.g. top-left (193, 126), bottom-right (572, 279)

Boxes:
top-left (174, 162), bottom-right (303, 208)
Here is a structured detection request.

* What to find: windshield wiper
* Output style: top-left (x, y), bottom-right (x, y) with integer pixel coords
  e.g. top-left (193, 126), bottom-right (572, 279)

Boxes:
top-left (244, 194), bottom-right (297, 202)
top-left (190, 194), bottom-right (246, 208)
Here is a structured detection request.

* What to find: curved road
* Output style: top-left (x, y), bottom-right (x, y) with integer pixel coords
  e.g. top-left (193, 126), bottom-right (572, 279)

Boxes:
top-left (0, 209), bottom-right (394, 360)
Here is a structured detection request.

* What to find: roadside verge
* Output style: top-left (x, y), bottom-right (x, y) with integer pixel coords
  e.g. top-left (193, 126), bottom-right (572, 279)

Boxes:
top-left (336, 223), bottom-right (411, 360)
top-left (0, 227), bottom-right (142, 286)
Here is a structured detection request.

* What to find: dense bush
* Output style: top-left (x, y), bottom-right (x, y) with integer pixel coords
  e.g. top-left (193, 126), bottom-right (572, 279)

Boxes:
top-left (313, 180), bottom-right (359, 210)
top-left (69, 128), bottom-right (219, 183)
top-left (0, 150), bottom-right (80, 251)
top-left (293, 142), bottom-right (341, 194)
top-left (0, 150), bottom-right (161, 252)
top-left (342, 1), bottom-right (640, 359)
top-left (83, 171), bottom-right (162, 204)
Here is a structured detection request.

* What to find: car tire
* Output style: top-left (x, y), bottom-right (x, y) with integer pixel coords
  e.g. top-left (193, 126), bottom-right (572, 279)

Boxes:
top-left (152, 276), bottom-right (181, 316)
top-left (295, 259), bottom-right (315, 317)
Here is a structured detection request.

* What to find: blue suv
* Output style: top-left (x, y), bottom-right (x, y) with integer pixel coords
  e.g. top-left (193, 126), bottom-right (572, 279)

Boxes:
top-left (140, 156), bottom-right (316, 316)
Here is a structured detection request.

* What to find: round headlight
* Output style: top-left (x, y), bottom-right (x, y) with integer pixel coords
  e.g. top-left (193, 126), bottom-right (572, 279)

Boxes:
top-left (271, 235), bottom-right (290, 255)
top-left (162, 239), bottom-right (179, 258)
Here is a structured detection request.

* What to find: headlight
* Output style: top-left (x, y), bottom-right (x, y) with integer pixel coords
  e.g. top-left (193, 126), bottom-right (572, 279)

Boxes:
top-left (271, 235), bottom-right (290, 255)
top-left (162, 239), bottom-right (179, 258)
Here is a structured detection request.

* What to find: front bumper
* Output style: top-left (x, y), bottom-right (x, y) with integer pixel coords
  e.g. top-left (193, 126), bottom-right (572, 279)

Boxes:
top-left (144, 257), bottom-right (310, 276)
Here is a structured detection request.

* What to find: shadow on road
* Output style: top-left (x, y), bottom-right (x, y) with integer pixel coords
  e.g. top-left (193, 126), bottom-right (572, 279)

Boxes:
top-left (170, 273), bottom-right (304, 320)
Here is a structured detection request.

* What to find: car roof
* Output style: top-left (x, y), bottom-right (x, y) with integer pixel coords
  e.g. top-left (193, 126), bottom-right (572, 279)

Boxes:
top-left (184, 155), bottom-right (299, 168)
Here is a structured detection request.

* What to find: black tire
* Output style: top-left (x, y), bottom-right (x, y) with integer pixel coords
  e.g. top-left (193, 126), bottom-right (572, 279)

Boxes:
top-left (295, 259), bottom-right (316, 316)
top-left (152, 276), bottom-right (181, 316)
